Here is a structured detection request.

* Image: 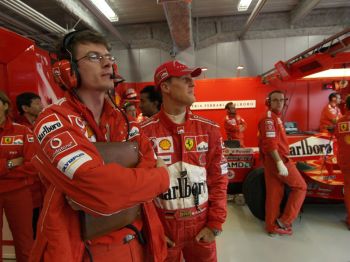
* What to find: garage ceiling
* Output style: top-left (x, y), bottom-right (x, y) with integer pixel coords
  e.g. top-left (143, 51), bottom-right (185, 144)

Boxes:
top-left (0, 0), bottom-right (349, 52)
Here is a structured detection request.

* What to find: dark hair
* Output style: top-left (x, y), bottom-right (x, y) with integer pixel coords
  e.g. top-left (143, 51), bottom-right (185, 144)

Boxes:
top-left (58, 30), bottom-right (111, 61)
top-left (268, 90), bottom-right (285, 100)
top-left (225, 102), bottom-right (234, 110)
top-left (0, 91), bottom-right (11, 116)
top-left (346, 95), bottom-right (350, 110)
top-left (140, 85), bottom-right (162, 110)
top-left (16, 92), bottom-right (41, 115)
top-left (328, 92), bottom-right (338, 102)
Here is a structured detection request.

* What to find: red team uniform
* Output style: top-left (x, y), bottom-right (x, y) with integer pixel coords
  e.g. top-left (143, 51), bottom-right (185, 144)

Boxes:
top-left (0, 118), bottom-right (35, 261)
top-left (224, 114), bottom-right (247, 147)
top-left (29, 92), bottom-right (169, 262)
top-left (141, 108), bottom-right (228, 262)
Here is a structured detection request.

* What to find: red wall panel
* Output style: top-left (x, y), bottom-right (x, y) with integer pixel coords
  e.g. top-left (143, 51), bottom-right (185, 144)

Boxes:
top-left (120, 78), bottom-right (333, 147)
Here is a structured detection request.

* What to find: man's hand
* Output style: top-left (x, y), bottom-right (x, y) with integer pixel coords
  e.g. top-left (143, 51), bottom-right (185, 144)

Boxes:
top-left (10, 157), bottom-right (24, 167)
top-left (276, 160), bottom-right (288, 176)
top-left (195, 227), bottom-right (216, 243)
top-left (165, 236), bottom-right (175, 248)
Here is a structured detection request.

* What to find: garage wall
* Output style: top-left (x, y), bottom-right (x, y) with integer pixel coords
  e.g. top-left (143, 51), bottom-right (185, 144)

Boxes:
top-left (113, 35), bottom-right (328, 82)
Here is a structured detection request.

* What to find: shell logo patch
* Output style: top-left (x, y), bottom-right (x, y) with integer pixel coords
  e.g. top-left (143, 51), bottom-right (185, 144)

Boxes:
top-left (159, 139), bottom-right (171, 150)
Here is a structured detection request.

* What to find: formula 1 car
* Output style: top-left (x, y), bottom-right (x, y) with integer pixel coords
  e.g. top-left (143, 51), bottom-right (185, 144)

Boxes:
top-left (224, 133), bottom-right (344, 220)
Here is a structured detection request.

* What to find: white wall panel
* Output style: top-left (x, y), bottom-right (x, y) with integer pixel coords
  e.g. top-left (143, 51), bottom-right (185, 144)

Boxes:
top-left (239, 39), bottom-right (262, 77)
top-left (285, 36), bottom-right (308, 60)
top-left (195, 45), bottom-right (217, 79)
top-left (262, 38), bottom-right (285, 73)
top-left (216, 42), bottom-right (239, 78)
top-left (139, 48), bottom-right (161, 82)
top-left (308, 35), bottom-right (330, 48)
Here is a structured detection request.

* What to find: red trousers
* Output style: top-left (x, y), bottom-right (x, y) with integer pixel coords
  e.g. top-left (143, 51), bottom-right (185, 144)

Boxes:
top-left (82, 237), bottom-right (145, 262)
top-left (264, 157), bottom-right (307, 232)
top-left (0, 187), bottom-right (33, 262)
top-left (341, 169), bottom-right (350, 225)
top-left (158, 208), bottom-right (217, 262)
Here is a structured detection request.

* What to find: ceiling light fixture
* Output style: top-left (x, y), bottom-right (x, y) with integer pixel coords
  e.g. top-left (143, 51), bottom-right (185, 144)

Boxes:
top-left (201, 67), bottom-right (208, 71)
top-left (237, 65), bottom-right (245, 70)
top-left (303, 68), bottom-right (350, 78)
top-left (237, 0), bottom-right (253, 12)
top-left (89, 0), bottom-right (118, 22)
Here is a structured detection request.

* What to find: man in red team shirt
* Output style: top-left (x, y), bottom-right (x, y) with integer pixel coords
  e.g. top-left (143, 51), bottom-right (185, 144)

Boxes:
top-left (335, 95), bottom-right (350, 230)
top-left (141, 60), bottom-right (228, 262)
top-left (224, 102), bottom-right (247, 147)
top-left (30, 30), bottom-right (169, 262)
top-left (258, 90), bottom-right (306, 236)
top-left (16, 92), bottom-right (45, 239)
top-left (320, 92), bottom-right (342, 133)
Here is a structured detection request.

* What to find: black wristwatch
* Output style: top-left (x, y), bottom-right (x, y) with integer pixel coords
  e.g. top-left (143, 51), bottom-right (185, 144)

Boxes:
top-left (7, 160), bottom-right (14, 169)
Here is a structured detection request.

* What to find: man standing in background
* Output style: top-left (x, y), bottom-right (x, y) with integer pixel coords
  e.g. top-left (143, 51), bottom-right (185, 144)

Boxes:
top-left (335, 95), bottom-right (350, 230)
top-left (258, 90), bottom-right (306, 236)
top-left (224, 102), bottom-right (247, 147)
top-left (15, 92), bottom-right (44, 239)
top-left (320, 92), bottom-right (342, 133)
top-left (139, 85), bottom-right (162, 118)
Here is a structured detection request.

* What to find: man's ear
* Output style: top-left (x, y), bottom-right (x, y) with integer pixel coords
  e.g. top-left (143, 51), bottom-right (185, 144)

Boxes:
top-left (22, 105), bottom-right (30, 113)
top-left (160, 81), bottom-right (170, 94)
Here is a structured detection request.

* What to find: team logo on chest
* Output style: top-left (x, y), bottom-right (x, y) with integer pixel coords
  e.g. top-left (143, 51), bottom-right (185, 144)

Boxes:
top-left (185, 137), bottom-right (195, 151)
top-left (339, 121), bottom-right (350, 133)
top-left (1, 135), bottom-right (23, 145)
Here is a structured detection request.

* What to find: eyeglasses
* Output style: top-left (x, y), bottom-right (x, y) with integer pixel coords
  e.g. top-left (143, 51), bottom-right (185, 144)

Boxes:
top-left (76, 51), bottom-right (115, 63)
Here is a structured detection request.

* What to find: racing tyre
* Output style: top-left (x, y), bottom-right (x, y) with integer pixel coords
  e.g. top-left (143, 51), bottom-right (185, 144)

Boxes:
top-left (243, 168), bottom-right (290, 221)
top-left (242, 168), bottom-right (266, 220)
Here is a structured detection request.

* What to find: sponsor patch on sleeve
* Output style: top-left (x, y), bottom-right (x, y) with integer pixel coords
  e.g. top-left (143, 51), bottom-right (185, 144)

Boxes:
top-left (220, 163), bottom-right (228, 175)
top-left (128, 126), bottom-right (140, 139)
top-left (43, 131), bottom-right (78, 162)
top-left (57, 150), bottom-right (92, 179)
top-left (34, 114), bottom-right (63, 144)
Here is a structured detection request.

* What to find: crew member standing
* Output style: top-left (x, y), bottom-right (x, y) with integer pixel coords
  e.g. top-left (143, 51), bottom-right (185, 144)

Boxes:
top-left (16, 92), bottom-right (45, 239)
top-left (258, 90), bottom-right (306, 236)
top-left (224, 102), bottom-right (247, 147)
top-left (0, 91), bottom-right (35, 261)
top-left (141, 60), bottom-right (228, 261)
top-left (335, 95), bottom-right (350, 230)
top-left (30, 30), bottom-right (170, 262)
top-left (140, 85), bottom-right (162, 118)
top-left (320, 92), bottom-right (342, 133)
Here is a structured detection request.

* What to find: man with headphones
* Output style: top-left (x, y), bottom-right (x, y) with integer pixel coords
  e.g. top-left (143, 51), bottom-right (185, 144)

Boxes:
top-left (224, 102), bottom-right (247, 147)
top-left (320, 92), bottom-right (342, 133)
top-left (30, 30), bottom-right (170, 262)
top-left (258, 90), bottom-right (307, 236)
top-left (335, 95), bottom-right (350, 230)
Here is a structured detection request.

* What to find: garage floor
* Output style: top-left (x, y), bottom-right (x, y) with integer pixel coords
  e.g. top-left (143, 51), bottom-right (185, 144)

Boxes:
top-left (3, 201), bottom-right (349, 262)
top-left (217, 200), bottom-right (349, 262)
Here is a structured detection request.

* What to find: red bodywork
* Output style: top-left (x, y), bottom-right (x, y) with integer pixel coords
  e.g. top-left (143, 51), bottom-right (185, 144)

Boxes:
top-left (224, 133), bottom-right (344, 200)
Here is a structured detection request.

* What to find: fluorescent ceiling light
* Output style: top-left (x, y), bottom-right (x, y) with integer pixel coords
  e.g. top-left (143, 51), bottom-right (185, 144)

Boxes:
top-left (237, 0), bottom-right (253, 12)
top-left (237, 65), bottom-right (245, 70)
top-left (201, 67), bottom-right (208, 71)
top-left (303, 68), bottom-right (350, 78)
top-left (89, 0), bottom-right (119, 22)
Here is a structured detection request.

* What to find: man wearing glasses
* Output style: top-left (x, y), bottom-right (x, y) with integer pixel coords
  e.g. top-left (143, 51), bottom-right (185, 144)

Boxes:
top-left (258, 90), bottom-right (306, 236)
top-left (30, 30), bottom-right (170, 261)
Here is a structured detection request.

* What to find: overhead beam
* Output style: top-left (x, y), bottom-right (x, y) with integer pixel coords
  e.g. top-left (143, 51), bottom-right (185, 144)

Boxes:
top-left (0, 0), bottom-right (67, 34)
top-left (0, 11), bottom-right (55, 43)
top-left (53, 0), bottom-right (106, 33)
top-left (290, 0), bottom-right (321, 25)
top-left (161, 0), bottom-right (193, 51)
top-left (80, 0), bottom-right (130, 48)
top-left (238, 0), bottom-right (267, 40)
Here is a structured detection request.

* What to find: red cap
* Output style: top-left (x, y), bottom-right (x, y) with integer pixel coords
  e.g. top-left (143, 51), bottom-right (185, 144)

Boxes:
top-left (154, 60), bottom-right (202, 87)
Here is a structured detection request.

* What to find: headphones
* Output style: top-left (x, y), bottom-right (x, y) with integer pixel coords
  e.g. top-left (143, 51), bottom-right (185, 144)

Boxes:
top-left (52, 30), bottom-right (119, 91)
top-left (265, 90), bottom-right (288, 107)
